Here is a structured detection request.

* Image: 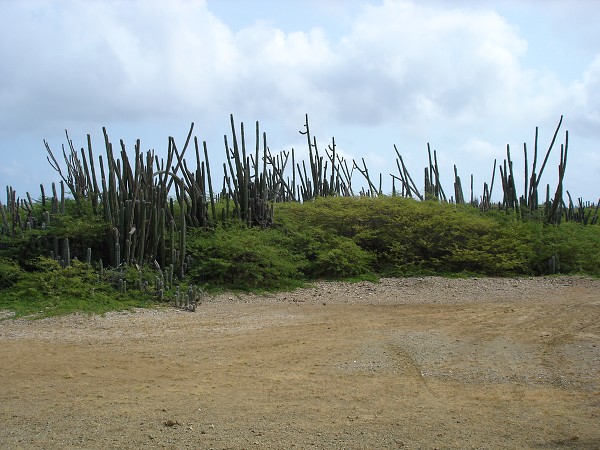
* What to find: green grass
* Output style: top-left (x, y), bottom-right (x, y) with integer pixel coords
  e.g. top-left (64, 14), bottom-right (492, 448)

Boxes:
top-left (0, 258), bottom-right (155, 319)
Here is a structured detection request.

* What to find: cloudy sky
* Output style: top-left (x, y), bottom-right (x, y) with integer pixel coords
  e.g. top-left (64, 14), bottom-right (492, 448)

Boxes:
top-left (1, 0), bottom-right (599, 202)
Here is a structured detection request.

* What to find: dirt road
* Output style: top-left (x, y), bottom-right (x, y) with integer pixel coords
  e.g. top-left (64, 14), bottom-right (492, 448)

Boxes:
top-left (1, 276), bottom-right (599, 449)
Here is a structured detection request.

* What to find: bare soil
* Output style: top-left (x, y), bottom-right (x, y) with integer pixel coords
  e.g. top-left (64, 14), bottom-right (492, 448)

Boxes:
top-left (0, 276), bottom-right (599, 449)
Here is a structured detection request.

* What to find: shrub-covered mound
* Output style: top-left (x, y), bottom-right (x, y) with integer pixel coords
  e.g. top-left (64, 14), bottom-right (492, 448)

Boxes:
top-left (183, 196), bottom-right (600, 289)
top-left (1, 196), bottom-right (599, 317)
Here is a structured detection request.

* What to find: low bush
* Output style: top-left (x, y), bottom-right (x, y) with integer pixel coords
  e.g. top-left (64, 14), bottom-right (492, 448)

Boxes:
top-left (527, 221), bottom-right (600, 274)
top-left (275, 197), bottom-right (540, 277)
top-left (0, 257), bottom-right (152, 318)
top-left (186, 225), bottom-right (306, 291)
top-left (0, 258), bottom-right (23, 289)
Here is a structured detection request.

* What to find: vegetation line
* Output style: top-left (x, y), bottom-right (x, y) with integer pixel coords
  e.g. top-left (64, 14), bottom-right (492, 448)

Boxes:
top-left (1, 115), bottom-right (598, 318)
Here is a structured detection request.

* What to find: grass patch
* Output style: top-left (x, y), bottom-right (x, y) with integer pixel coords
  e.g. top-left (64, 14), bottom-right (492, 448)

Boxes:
top-left (0, 257), bottom-right (154, 319)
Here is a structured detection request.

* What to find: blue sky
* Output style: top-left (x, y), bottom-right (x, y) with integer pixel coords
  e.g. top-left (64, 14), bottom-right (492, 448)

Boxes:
top-left (1, 0), bottom-right (599, 201)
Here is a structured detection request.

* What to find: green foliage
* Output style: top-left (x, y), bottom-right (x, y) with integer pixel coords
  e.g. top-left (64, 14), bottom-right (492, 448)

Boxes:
top-left (0, 257), bottom-right (153, 318)
top-left (0, 210), bottom-right (108, 267)
top-left (187, 224), bottom-right (306, 290)
top-left (274, 196), bottom-right (596, 277)
top-left (405, 204), bottom-right (533, 275)
top-left (303, 233), bottom-right (374, 278)
top-left (0, 258), bottom-right (23, 288)
top-left (527, 221), bottom-right (600, 274)
top-left (269, 202), bottom-right (375, 279)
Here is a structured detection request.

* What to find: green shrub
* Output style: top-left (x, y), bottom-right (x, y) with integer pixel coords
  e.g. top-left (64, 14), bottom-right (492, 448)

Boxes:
top-left (527, 221), bottom-right (600, 275)
top-left (302, 232), bottom-right (374, 278)
top-left (187, 225), bottom-right (306, 290)
top-left (1, 213), bottom-right (108, 267)
top-left (277, 197), bottom-right (539, 276)
top-left (0, 258), bottom-right (23, 289)
top-left (2, 192), bottom-right (599, 320)
top-left (0, 257), bottom-right (152, 318)
top-left (272, 199), bottom-right (375, 279)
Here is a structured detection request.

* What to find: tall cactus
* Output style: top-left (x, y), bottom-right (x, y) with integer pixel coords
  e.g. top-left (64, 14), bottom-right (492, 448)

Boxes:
top-left (62, 238), bottom-right (71, 267)
top-left (547, 131), bottom-right (569, 224)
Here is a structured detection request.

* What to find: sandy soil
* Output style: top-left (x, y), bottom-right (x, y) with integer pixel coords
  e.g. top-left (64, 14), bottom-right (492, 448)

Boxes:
top-left (0, 276), bottom-right (599, 449)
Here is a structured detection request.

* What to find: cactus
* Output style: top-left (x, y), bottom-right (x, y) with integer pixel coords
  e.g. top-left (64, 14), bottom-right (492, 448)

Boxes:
top-left (179, 203), bottom-right (186, 279)
top-left (548, 254), bottom-right (559, 274)
top-left (124, 239), bottom-right (131, 266)
top-left (453, 165), bottom-right (465, 205)
top-left (63, 238), bottom-right (71, 267)
top-left (138, 196), bottom-right (147, 263)
top-left (547, 131), bottom-right (569, 224)
top-left (40, 183), bottom-right (46, 209)
top-left (392, 145), bottom-right (422, 200)
top-left (0, 200), bottom-right (8, 235)
top-left (529, 116), bottom-right (563, 211)
top-left (169, 219), bottom-right (175, 267)
top-left (115, 242), bottom-right (121, 268)
top-left (150, 205), bottom-right (158, 262)
top-left (60, 181), bottom-right (65, 214)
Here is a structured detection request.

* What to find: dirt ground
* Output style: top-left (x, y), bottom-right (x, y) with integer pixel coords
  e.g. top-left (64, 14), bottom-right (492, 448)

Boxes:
top-left (0, 276), bottom-right (599, 450)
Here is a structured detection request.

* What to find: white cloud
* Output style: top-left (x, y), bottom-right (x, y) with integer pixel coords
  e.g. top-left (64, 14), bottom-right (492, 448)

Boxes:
top-left (462, 137), bottom-right (501, 160)
top-left (1, 0), bottom-right (599, 199)
top-left (0, 0), bottom-right (237, 132)
top-left (318, 0), bottom-right (533, 126)
top-left (231, 24), bottom-right (338, 123)
top-left (0, 0), bottom-right (588, 134)
top-left (569, 54), bottom-right (600, 136)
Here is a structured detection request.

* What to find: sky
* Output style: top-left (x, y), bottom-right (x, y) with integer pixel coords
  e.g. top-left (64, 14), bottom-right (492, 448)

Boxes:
top-left (1, 0), bottom-right (599, 202)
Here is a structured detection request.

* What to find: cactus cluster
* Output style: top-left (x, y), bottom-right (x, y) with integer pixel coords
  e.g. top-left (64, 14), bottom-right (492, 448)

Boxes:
top-left (4, 114), bottom-right (592, 244)
top-left (296, 115), bottom-right (356, 199)
top-left (388, 116), bottom-right (592, 225)
top-left (174, 284), bottom-right (203, 312)
top-left (1, 114), bottom-right (597, 307)
top-left (44, 126), bottom-right (199, 274)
